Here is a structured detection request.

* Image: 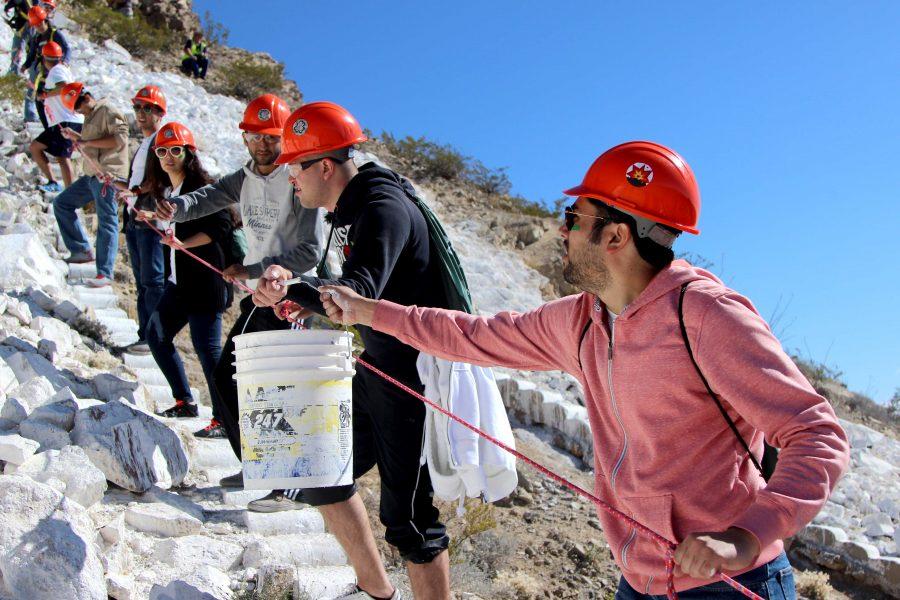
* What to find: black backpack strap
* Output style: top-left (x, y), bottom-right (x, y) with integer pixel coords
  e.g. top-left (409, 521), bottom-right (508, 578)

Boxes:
top-left (678, 282), bottom-right (765, 477)
top-left (576, 318), bottom-right (593, 372)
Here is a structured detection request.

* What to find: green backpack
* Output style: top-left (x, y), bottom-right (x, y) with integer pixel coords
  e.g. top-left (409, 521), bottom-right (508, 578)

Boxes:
top-left (404, 191), bottom-right (474, 314)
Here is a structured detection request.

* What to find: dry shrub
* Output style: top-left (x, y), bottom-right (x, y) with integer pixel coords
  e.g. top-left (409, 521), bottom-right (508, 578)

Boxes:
top-left (794, 569), bottom-right (833, 600)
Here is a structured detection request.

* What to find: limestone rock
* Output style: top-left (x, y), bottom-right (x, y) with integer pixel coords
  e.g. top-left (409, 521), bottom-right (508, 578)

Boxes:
top-left (125, 503), bottom-right (203, 537)
top-left (16, 446), bottom-right (107, 508)
top-left (149, 565), bottom-right (232, 600)
top-left (107, 572), bottom-right (135, 600)
top-left (5, 296), bottom-right (32, 325)
top-left (19, 417), bottom-right (71, 451)
top-left (0, 475), bottom-right (106, 599)
top-left (0, 232), bottom-right (66, 291)
top-left (5, 351), bottom-right (93, 397)
top-left (0, 432), bottom-right (40, 465)
top-left (242, 533), bottom-right (348, 568)
top-left (71, 400), bottom-right (189, 492)
top-left (1, 375), bottom-right (56, 423)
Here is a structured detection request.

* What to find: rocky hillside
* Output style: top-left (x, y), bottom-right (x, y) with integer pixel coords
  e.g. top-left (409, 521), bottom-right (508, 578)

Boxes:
top-left (0, 6), bottom-right (895, 600)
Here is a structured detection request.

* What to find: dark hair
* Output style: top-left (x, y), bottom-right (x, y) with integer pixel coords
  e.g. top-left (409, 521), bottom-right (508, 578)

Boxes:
top-left (143, 146), bottom-right (213, 204)
top-left (586, 199), bottom-right (677, 270)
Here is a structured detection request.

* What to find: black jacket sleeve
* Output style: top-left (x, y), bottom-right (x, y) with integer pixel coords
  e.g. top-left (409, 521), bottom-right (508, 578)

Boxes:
top-left (287, 195), bottom-right (411, 315)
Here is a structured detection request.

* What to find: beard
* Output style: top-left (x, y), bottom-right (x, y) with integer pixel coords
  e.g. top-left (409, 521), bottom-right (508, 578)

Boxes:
top-left (563, 244), bottom-right (610, 293)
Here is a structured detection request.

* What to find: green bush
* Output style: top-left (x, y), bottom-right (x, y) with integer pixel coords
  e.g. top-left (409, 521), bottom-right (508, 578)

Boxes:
top-left (220, 57), bottom-right (285, 101)
top-left (70, 0), bottom-right (177, 57)
top-left (0, 73), bottom-right (25, 105)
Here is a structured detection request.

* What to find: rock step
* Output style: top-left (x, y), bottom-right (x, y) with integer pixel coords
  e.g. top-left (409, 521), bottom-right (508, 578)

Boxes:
top-left (192, 438), bottom-right (241, 471)
top-left (242, 533), bottom-right (348, 569)
top-left (95, 316), bottom-right (139, 332)
top-left (242, 508), bottom-right (325, 536)
top-left (219, 488), bottom-right (268, 506)
top-left (294, 566), bottom-right (358, 599)
top-left (73, 289), bottom-right (119, 309)
top-left (132, 367), bottom-right (169, 386)
top-left (122, 352), bottom-right (158, 368)
top-left (146, 384), bottom-right (202, 406)
top-left (108, 331), bottom-right (140, 347)
top-left (67, 262), bottom-right (97, 279)
top-left (94, 307), bottom-right (129, 320)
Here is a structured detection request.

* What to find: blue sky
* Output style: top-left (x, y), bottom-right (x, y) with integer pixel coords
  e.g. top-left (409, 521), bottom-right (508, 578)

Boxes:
top-left (194, 0), bottom-right (899, 402)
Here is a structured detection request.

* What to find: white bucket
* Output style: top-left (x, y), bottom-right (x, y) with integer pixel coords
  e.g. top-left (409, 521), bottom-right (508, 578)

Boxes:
top-left (233, 329), bottom-right (355, 491)
top-left (234, 329), bottom-right (352, 350)
top-left (234, 355), bottom-right (354, 374)
top-left (234, 344), bottom-right (351, 361)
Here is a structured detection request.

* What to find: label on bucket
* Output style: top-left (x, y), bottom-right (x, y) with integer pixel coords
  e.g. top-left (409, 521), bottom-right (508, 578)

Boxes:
top-left (237, 376), bottom-right (352, 490)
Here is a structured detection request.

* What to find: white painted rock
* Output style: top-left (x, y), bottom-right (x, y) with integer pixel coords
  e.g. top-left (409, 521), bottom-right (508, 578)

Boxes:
top-left (0, 432), bottom-right (40, 465)
top-left (0, 475), bottom-right (106, 599)
top-left (149, 565), bottom-right (232, 600)
top-left (16, 446), bottom-right (107, 508)
top-left (1, 375), bottom-right (55, 423)
top-left (152, 535), bottom-right (244, 571)
top-left (0, 358), bottom-right (16, 393)
top-left (125, 503), bottom-right (203, 537)
top-left (71, 400), bottom-right (189, 492)
top-left (242, 508), bottom-right (325, 536)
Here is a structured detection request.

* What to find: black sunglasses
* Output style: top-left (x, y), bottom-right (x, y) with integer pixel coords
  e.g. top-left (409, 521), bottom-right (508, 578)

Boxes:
top-left (132, 104), bottom-right (158, 115)
top-left (564, 204), bottom-right (612, 231)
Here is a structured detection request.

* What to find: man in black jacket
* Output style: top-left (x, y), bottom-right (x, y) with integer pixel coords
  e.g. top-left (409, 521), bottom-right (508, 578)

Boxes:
top-left (253, 102), bottom-right (449, 600)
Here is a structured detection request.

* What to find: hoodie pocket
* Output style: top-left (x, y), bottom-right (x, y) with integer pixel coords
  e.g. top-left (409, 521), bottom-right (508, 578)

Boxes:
top-left (619, 493), bottom-right (676, 590)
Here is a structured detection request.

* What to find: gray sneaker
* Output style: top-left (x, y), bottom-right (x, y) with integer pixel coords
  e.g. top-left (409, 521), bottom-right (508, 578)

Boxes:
top-left (247, 490), bottom-right (306, 513)
top-left (340, 587), bottom-right (403, 600)
top-left (64, 250), bottom-right (95, 264)
top-left (125, 341), bottom-right (151, 355)
top-left (218, 472), bottom-right (243, 488)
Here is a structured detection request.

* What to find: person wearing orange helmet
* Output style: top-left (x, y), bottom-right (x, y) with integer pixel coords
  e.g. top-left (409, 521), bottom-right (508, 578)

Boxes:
top-left (4, 0), bottom-right (34, 75)
top-left (251, 102), bottom-right (458, 600)
top-left (54, 85), bottom-right (130, 287)
top-left (137, 123), bottom-right (235, 427)
top-left (21, 4), bottom-right (67, 125)
top-left (110, 85), bottom-right (169, 356)
top-left (282, 141), bottom-right (850, 599)
top-left (153, 94), bottom-right (326, 453)
top-left (29, 40), bottom-right (80, 193)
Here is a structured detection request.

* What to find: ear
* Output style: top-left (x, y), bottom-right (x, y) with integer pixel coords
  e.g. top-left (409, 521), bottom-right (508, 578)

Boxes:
top-left (321, 159), bottom-right (336, 181)
top-left (605, 222), bottom-right (632, 254)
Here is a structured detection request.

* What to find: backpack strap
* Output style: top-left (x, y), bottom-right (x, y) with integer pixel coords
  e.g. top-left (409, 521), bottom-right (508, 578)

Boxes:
top-left (576, 317), bottom-right (592, 372)
top-left (678, 282), bottom-right (765, 477)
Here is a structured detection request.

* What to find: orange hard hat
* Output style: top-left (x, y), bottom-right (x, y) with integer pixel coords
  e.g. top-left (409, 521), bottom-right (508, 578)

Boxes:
top-left (275, 101), bottom-right (367, 165)
top-left (41, 41), bottom-right (63, 59)
top-left (155, 122), bottom-right (196, 151)
top-left (239, 94), bottom-right (291, 135)
top-left (132, 85), bottom-right (167, 114)
top-left (564, 141), bottom-right (701, 235)
top-left (60, 82), bottom-right (85, 112)
top-left (28, 5), bottom-right (47, 26)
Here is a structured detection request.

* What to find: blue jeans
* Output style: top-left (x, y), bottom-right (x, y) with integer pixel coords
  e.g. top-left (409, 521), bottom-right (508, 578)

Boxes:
top-left (23, 61), bottom-right (39, 123)
top-left (125, 224), bottom-right (165, 341)
top-left (146, 284), bottom-right (224, 407)
top-left (53, 176), bottom-right (119, 278)
top-left (8, 30), bottom-right (25, 74)
top-left (615, 552), bottom-right (795, 600)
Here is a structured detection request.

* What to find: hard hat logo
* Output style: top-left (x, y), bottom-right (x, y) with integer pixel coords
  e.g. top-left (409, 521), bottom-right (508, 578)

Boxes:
top-left (292, 119), bottom-right (308, 136)
top-left (164, 130), bottom-right (174, 139)
top-left (140, 89), bottom-right (149, 97)
top-left (257, 109), bottom-right (271, 122)
top-left (626, 163), bottom-right (653, 188)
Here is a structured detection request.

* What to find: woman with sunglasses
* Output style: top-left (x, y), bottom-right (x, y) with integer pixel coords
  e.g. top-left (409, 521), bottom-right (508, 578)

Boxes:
top-left (140, 122), bottom-right (234, 421)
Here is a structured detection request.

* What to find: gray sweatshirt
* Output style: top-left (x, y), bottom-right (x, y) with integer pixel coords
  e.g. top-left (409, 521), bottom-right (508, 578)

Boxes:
top-left (167, 162), bottom-right (325, 279)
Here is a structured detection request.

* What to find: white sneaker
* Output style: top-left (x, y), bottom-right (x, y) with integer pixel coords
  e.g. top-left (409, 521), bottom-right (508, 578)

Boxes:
top-left (85, 275), bottom-right (111, 288)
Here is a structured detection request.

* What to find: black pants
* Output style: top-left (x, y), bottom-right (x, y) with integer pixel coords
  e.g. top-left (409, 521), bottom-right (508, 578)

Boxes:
top-left (295, 362), bottom-right (449, 564)
top-left (213, 295), bottom-right (292, 458)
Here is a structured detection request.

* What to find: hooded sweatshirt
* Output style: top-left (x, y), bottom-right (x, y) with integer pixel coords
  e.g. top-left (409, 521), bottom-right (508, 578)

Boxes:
top-left (287, 162), bottom-right (448, 382)
top-left (167, 162), bottom-right (324, 281)
top-left (371, 260), bottom-right (850, 595)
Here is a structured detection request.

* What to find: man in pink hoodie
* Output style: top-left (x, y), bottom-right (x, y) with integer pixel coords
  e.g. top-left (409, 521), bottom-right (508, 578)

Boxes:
top-left (254, 141), bottom-right (849, 599)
